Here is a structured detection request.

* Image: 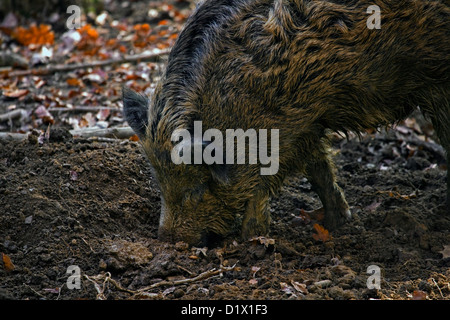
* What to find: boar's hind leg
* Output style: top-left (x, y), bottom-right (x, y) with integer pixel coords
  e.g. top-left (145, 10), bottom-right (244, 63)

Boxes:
top-left (305, 143), bottom-right (351, 229)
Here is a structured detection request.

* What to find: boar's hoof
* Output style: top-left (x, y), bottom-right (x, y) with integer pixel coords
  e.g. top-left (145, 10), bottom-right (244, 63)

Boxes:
top-left (324, 207), bottom-right (352, 231)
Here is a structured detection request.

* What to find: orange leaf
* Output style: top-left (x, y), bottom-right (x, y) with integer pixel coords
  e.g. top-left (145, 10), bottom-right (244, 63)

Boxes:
top-left (140, 23), bottom-right (150, 32)
top-left (156, 42), bottom-right (170, 50)
top-left (66, 78), bottom-right (82, 87)
top-left (2, 252), bottom-right (15, 272)
top-left (312, 224), bottom-right (331, 242)
top-left (119, 45), bottom-right (127, 53)
top-left (106, 39), bottom-right (117, 47)
top-left (158, 30), bottom-right (168, 37)
top-left (86, 27), bottom-right (99, 39)
top-left (12, 24), bottom-right (54, 46)
top-left (3, 88), bottom-right (29, 99)
top-left (412, 290), bottom-right (427, 300)
top-left (129, 134), bottom-right (139, 142)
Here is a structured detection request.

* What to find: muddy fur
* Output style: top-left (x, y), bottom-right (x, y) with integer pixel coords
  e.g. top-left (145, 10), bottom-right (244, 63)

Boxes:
top-left (123, 0), bottom-right (449, 246)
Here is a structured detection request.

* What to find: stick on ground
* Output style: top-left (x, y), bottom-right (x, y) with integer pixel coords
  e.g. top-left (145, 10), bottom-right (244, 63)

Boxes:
top-left (8, 49), bottom-right (171, 77)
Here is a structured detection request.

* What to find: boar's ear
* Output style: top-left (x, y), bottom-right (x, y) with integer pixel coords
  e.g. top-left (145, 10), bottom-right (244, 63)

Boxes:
top-left (122, 87), bottom-right (149, 139)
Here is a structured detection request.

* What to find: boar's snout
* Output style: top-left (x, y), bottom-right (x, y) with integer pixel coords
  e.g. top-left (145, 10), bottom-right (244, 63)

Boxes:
top-left (158, 225), bottom-right (222, 247)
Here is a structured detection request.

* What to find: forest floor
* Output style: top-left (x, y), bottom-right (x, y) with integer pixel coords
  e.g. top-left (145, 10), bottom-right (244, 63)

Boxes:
top-left (0, 0), bottom-right (449, 300)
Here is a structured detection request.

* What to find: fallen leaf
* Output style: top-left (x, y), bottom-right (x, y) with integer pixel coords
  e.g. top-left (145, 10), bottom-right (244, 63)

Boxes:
top-left (377, 190), bottom-right (415, 200)
top-left (2, 252), bottom-right (15, 272)
top-left (312, 224), bottom-right (331, 242)
top-left (67, 78), bottom-right (83, 87)
top-left (129, 134), bottom-right (139, 142)
top-left (279, 282), bottom-right (296, 296)
top-left (12, 24), bottom-right (54, 46)
top-left (43, 287), bottom-right (60, 294)
top-left (291, 280), bottom-right (308, 294)
top-left (83, 73), bottom-right (104, 84)
top-left (34, 105), bottom-right (54, 124)
top-left (162, 286), bottom-right (176, 296)
top-left (69, 170), bottom-right (78, 181)
top-left (365, 199), bottom-right (382, 212)
top-left (439, 245), bottom-right (450, 259)
top-left (249, 236), bottom-right (275, 248)
top-left (412, 290), bottom-right (427, 300)
top-left (193, 247), bottom-right (207, 257)
top-left (251, 266), bottom-right (261, 275)
top-left (3, 88), bottom-right (29, 99)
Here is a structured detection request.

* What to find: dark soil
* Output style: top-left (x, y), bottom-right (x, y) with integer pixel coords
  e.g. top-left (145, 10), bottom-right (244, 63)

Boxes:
top-left (0, 126), bottom-right (448, 300)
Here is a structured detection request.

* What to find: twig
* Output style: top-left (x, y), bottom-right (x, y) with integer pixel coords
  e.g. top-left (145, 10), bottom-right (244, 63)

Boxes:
top-left (23, 283), bottom-right (46, 299)
top-left (48, 106), bottom-right (121, 113)
top-left (431, 278), bottom-right (444, 298)
top-left (177, 265), bottom-right (195, 277)
top-left (70, 127), bottom-right (135, 139)
top-left (8, 49), bottom-right (171, 77)
top-left (135, 263), bottom-right (240, 293)
top-left (0, 109), bottom-right (28, 122)
top-left (0, 126), bottom-right (136, 142)
top-left (0, 132), bottom-right (28, 141)
top-left (83, 263), bottom-right (240, 300)
top-left (0, 52), bottom-right (28, 69)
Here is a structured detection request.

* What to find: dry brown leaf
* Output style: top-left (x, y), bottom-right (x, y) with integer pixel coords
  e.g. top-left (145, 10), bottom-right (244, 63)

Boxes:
top-left (129, 134), bottom-right (139, 142)
top-left (67, 78), bottom-right (83, 87)
top-left (3, 88), bottom-right (29, 99)
top-left (249, 236), bottom-right (275, 247)
top-left (439, 245), bottom-right (450, 259)
top-left (291, 280), bottom-right (308, 294)
top-left (312, 223), bottom-right (331, 242)
top-left (412, 290), bottom-right (427, 300)
top-left (2, 252), bottom-right (15, 272)
top-left (34, 105), bottom-right (54, 124)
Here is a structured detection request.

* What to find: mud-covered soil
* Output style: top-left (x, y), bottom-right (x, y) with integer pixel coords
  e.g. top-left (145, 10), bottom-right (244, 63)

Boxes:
top-left (1, 125), bottom-right (448, 300)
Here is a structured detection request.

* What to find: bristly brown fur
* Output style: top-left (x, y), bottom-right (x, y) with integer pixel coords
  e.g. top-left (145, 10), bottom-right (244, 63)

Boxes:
top-left (124, 0), bottom-right (449, 245)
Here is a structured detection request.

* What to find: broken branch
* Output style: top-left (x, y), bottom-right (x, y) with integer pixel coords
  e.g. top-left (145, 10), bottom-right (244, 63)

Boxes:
top-left (136, 263), bottom-right (241, 293)
top-left (7, 49), bottom-right (170, 77)
top-left (0, 132), bottom-right (29, 141)
top-left (69, 127), bottom-right (135, 139)
top-left (83, 263), bottom-right (240, 300)
top-left (48, 106), bottom-right (120, 113)
top-left (0, 126), bottom-right (136, 142)
top-left (0, 109), bottom-right (28, 122)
